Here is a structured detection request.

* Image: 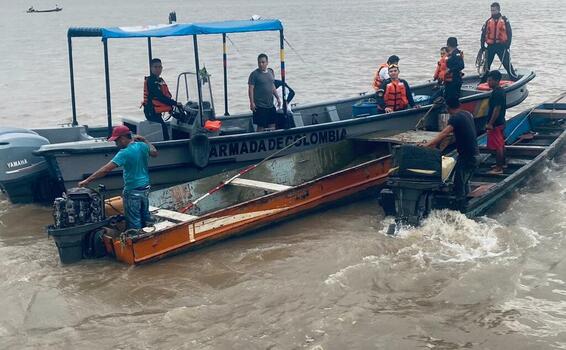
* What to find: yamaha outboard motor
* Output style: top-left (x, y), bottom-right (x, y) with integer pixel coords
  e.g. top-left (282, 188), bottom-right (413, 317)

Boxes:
top-left (380, 145), bottom-right (452, 231)
top-left (48, 187), bottom-right (116, 263)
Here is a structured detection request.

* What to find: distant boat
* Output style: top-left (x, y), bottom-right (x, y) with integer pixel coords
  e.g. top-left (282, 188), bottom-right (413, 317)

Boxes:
top-left (27, 6), bottom-right (62, 13)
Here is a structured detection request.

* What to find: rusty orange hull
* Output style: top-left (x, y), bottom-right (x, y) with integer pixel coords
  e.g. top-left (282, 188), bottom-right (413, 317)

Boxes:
top-left (103, 155), bottom-right (392, 264)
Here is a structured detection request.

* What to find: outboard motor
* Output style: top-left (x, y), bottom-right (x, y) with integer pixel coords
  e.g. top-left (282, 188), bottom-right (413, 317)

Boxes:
top-left (379, 145), bottom-right (456, 232)
top-left (48, 186), bottom-right (118, 263)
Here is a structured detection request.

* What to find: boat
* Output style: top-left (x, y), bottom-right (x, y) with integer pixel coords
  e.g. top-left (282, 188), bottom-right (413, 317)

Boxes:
top-left (380, 93), bottom-right (566, 230)
top-left (47, 135), bottom-right (396, 264)
top-left (27, 6), bottom-right (62, 13)
top-left (0, 19), bottom-right (535, 204)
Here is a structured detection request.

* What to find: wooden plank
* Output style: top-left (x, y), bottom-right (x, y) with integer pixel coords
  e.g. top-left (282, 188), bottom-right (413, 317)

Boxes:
top-left (143, 220), bottom-right (176, 232)
top-left (230, 178), bottom-right (292, 192)
top-left (531, 109), bottom-right (566, 119)
top-left (149, 206), bottom-right (198, 222)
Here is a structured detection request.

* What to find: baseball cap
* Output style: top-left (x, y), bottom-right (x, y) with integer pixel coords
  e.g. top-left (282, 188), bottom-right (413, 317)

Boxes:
top-left (108, 125), bottom-right (131, 141)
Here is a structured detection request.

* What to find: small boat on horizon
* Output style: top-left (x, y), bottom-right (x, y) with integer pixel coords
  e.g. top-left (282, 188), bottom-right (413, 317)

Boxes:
top-left (27, 6), bottom-right (62, 13)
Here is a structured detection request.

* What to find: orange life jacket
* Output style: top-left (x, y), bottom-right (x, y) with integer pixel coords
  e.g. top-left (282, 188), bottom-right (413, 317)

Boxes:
top-left (485, 17), bottom-right (509, 45)
top-left (372, 63), bottom-right (389, 91)
top-left (444, 51), bottom-right (465, 83)
top-left (383, 79), bottom-right (409, 111)
top-left (434, 57), bottom-right (448, 83)
top-left (143, 76), bottom-right (173, 114)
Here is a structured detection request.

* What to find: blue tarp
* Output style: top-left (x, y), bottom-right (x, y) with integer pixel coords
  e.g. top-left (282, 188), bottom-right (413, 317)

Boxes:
top-left (99, 19), bottom-right (283, 39)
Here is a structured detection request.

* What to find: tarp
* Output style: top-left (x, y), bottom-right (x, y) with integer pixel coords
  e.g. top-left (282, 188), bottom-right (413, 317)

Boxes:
top-left (97, 19), bottom-right (283, 39)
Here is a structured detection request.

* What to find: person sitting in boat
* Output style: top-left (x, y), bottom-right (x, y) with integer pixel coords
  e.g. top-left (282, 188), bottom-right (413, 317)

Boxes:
top-left (78, 125), bottom-right (158, 230)
top-left (372, 55), bottom-right (400, 91)
top-left (380, 65), bottom-right (419, 113)
top-left (248, 53), bottom-right (281, 131)
top-left (375, 88), bottom-right (386, 114)
top-left (485, 70), bottom-right (507, 174)
top-left (142, 58), bottom-right (183, 141)
top-left (433, 47), bottom-right (448, 84)
top-left (423, 97), bottom-right (479, 208)
top-left (444, 37), bottom-right (465, 101)
top-left (273, 79), bottom-right (295, 129)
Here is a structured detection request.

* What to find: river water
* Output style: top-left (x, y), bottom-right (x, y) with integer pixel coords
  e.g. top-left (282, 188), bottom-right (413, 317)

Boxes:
top-left (1, 0), bottom-right (566, 349)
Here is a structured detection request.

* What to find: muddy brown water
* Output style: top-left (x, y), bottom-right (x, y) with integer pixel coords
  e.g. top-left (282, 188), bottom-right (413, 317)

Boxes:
top-left (1, 0), bottom-right (566, 348)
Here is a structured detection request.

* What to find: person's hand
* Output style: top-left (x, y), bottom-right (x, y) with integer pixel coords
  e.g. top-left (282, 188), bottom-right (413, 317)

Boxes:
top-left (250, 102), bottom-right (256, 112)
top-left (385, 107), bottom-right (393, 113)
top-left (486, 123), bottom-right (493, 131)
top-left (417, 141), bottom-right (428, 147)
top-left (78, 179), bottom-right (89, 188)
top-left (276, 97), bottom-right (282, 108)
top-left (133, 134), bottom-right (146, 142)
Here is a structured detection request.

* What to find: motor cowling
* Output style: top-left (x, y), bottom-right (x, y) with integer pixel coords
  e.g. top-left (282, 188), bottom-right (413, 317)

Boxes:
top-left (53, 187), bottom-right (104, 229)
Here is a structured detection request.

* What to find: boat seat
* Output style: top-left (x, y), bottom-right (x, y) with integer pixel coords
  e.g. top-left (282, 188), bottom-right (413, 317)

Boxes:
top-left (230, 178), bottom-right (292, 192)
top-left (326, 106), bottom-right (341, 122)
top-left (149, 206), bottom-right (198, 222)
top-left (530, 109), bottom-right (566, 119)
top-left (292, 112), bottom-right (305, 127)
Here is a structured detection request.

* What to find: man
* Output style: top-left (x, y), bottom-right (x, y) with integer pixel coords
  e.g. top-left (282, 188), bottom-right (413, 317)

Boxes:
top-left (248, 54), bottom-right (281, 131)
top-left (142, 58), bottom-right (183, 141)
top-left (444, 37), bottom-right (465, 101)
top-left (78, 125), bottom-right (158, 230)
top-left (481, 2), bottom-right (518, 80)
top-left (380, 65), bottom-right (419, 113)
top-left (372, 55), bottom-right (400, 91)
top-left (485, 70), bottom-right (507, 174)
top-left (424, 97), bottom-right (479, 207)
top-left (274, 79), bottom-right (295, 129)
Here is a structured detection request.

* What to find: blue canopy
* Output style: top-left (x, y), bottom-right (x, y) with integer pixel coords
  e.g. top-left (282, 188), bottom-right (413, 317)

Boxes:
top-left (97, 19), bottom-right (283, 39)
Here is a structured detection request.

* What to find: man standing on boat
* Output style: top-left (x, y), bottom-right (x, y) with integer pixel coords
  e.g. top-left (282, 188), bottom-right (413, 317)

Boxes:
top-left (142, 58), bottom-right (183, 141)
top-left (372, 55), bottom-right (400, 91)
top-left (485, 70), bottom-right (507, 174)
top-left (444, 37), bottom-right (465, 102)
top-left (380, 65), bottom-right (418, 113)
top-left (481, 2), bottom-right (518, 80)
top-left (423, 97), bottom-right (479, 207)
top-left (78, 125), bottom-right (158, 230)
top-left (248, 54), bottom-right (281, 131)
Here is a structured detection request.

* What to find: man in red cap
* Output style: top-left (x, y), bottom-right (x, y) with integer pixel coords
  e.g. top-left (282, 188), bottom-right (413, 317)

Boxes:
top-left (79, 125), bottom-right (158, 229)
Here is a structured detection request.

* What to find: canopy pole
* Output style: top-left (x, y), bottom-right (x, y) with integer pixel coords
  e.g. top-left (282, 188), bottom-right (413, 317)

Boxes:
top-left (103, 38), bottom-right (113, 136)
top-left (193, 35), bottom-right (205, 127)
top-left (68, 35), bottom-right (78, 126)
top-left (147, 37), bottom-right (153, 72)
top-left (222, 34), bottom-right (229, 116)
top-left (279, 29), bottom-right (287, 116)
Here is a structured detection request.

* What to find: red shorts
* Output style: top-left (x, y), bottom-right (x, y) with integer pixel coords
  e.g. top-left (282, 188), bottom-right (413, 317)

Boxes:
top-left (487, 125), bottom-right (505, 150)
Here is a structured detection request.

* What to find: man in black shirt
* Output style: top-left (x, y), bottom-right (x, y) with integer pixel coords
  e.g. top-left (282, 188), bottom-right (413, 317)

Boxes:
top-left (424, 97), bottom-right (479, 205)
top-left (485, 70), bottom-right (507, 174)
top-left (444, 37), bottom-right (465, 101)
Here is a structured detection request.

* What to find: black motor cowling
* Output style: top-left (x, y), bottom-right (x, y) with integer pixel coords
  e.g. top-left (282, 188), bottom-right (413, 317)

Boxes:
top-left (48, 187), bottom-right (112, 263)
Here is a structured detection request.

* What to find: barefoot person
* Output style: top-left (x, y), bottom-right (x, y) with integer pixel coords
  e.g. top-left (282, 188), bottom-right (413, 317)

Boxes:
top-left (248, 53), bottom-right (281, 131)
top-left (485, 70), bottom-right (507, 174)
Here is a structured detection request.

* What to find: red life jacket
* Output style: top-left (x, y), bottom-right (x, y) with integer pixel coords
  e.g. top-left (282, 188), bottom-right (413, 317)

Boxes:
top-left (384, 79), bottom-right (409, 111)
top-left (485, 17), bottom-right (509, 45)
top-left (434, 57), bottom-right (448, 83)
top-left (143, 76), bottom-right (173, 113)
top-left (372, 63), bottom-right (389, 91)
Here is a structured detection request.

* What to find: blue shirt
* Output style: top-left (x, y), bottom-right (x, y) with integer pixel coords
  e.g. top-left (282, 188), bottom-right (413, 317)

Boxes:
top-left (111, 141), bottom-right (150, 191)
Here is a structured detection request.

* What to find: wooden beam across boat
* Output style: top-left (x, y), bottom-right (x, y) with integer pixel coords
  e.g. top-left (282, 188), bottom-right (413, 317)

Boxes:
top-left (229, 178), bottom-right (292, 192)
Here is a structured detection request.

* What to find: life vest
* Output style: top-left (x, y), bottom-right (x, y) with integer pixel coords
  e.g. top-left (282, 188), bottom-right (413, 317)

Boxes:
top-left (372, 63), bottom-right (389, 91)
top-left (434, 57), bottom-right (448, 83)
top-left (383, 80), bottom-right (409, 111)
top-left (143, 76), bottom-right (173, 114)
top-left (444, 50), bottom-right (465, 83)
top-left (485, 17), bottom-right (509, 45)
top-left (477, 80), bottom-right (513, 91)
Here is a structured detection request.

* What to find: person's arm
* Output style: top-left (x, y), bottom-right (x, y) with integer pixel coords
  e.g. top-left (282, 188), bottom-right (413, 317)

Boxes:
top-left (272, 84), bottom-right (281, 108)
top-left (424, 125), bottom-right (454, 148)
top-left (134, 135), bottom-right (158, 157)
top-left (434, 61), bottom-right (440, 81)
top-left (403, 80), bottom-right (416, 107)
top-left (284, 82), bottom-right (295, 103)
top-left (248, 72), bottom-right (256, 112)
top-left (148, 76), bottom-right (178, 106)
top-left (78, 161), bottom-right (117, 187)
top-left (505, 17), bottom-right (512, 47)
top-left (486, 90), bottom-right (504, 129)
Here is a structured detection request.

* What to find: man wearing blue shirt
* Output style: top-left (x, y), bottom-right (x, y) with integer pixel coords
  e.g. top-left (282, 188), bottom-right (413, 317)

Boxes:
top-left (78, 125), bottom-right (158, 229)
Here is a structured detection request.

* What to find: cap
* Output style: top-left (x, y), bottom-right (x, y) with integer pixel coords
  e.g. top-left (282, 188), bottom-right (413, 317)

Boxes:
top-left (387, 55), bottom-right (400, 64)
top-left (108, 125), bottom-right (131, 141)
top-left (387, 64), bottom-right (399, 71)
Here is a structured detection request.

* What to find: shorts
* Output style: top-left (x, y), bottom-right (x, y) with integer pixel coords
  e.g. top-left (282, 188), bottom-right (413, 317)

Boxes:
top-left (253, 106), bottom-right (277, 128)
top-left (487, 125), bottom-right (505, 151)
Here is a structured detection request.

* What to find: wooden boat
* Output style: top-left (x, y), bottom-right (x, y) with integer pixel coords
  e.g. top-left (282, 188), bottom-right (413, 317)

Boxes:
top-left (381, 93), bottom-right (566, 229)
top-left (48, 137), bottom-right (396, 264)
top-left (0, 18), bottom-right (535, 204)
top-left (27, 7), bottom-right (62, 13)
